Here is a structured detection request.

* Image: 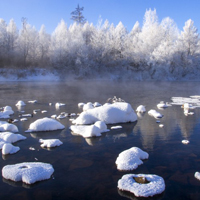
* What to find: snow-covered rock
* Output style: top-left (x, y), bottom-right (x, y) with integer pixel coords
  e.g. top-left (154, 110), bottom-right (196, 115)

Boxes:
top-left (28, 100), bottom-right (37, 103)
top-left (93, 121), bottom-right (108, 132)
top-left (25, 117), bottom-right (65, 132)
top-left (195, 172), bottom-right (200, 181)
top-left (115, 147), bottom-right (149, 171)
top-left (0, 106), bottom-right (14, 119)
top-left (148, 109), bottom-right (163, 119)
top-left (182, 140), bottom-right (189, 144)
top-left (93, 102), bottom-right (102, 107)
top-left (2, 143), bottom-right (20, 155)
top-left (0, 121), bottom-right (18, 132)
top-left (136, 105), bottom-right (146, 113)
top-left (78, 102), bottom-right (85, 108)
top-left (157, 101), bottom-right (168, 109)
top-left (83, 102), bottom-right (94, 111)
top-left (111, 126), bottom-right (122, 129)
top-left (74, 102), bottom-right (137, 125)
top-left (16, 101), bottom-right (26, 106)
top-left (39, 139), bottom-right (63, 148)
top-left (118, 174), bottom-right (165, 197)
top-left (55, 103), bottom-right (65, 108)
top-left (0, 132), bottom-right (26, 143)
top-left (2, 162), bottom-right (54, 184)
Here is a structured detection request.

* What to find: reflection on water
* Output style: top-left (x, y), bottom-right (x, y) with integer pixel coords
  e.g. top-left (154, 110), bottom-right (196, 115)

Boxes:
top-left (0, 81), bottom-right (200, 199)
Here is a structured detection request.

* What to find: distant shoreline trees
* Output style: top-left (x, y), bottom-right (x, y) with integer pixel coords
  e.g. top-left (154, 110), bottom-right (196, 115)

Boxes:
top-left (0, 9), bottom-right (199, 80)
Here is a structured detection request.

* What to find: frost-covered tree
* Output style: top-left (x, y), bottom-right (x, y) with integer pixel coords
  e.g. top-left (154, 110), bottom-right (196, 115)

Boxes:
top-left (71, 4), bottom-right (86, 25)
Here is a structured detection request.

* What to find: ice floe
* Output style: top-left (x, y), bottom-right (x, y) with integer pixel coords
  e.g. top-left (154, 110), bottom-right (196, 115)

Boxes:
top-left (39, 139), bottom-right (63, 148)
top-left (148, 109), bottom-right (163, 119)
top-left (136, 105), bottom-right (146, 113)
top-left (2, 143), bottom-right (20, 155)
top-left (74, 102), bottom-right (137, 125)
top-left (16, 101), bottom-right (26, 106)
top-left (0, 121), bottom-right (18, 132)
top-left (115, 147), bottom-right (149, 171)
top-left (118, 174), bottom-right (165, 197)
top-left (2, 162), bottom-right (54, 184)
top-left (25, 117), bottom-right (65, 132)
top-left (0, 132), bottom-right (26, 144)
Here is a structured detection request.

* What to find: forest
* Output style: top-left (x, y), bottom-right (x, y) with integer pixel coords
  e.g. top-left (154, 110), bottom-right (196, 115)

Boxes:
top-left (0, 9), bottom-right (200, 80)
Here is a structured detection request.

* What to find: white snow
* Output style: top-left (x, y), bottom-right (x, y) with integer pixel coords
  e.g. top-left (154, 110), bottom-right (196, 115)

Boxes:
top-left (157, 101), bottom-right (168, 108)
top-left (148, 109), bottom-right (163, 119)
top-left (182, 140), bottom-right (189, 144)
top-left (159, 124), bottom-right (164, 128)
top-left (2, 143), bottom-right (20, 155)
top-left (111, 126), bottom-right (122, 129)
top-left (25, 117), bottom-right (65, 132)
top-left (74, 102), bottom-right (137, 125)
top-left (83, 102), bottom-right (94, 111)
top-left (2, 162), bottom-right (54, 184)
top-left (194, 172), bottom-right (200, 181)
top-left (41, 110), bottom-right (47, 113)
top-left (16, 101), bottom-right (26, 106)
top-left (118, 174), bottom-right (165, 197)
top-left (39, 139), bottom-right (63, 148)
top-left (55, 103), bottom-right (65, 108)
top-left (28, 100), bottom-right (37, 103)
top-left (136, 105), bottom-right (146, 113)
top-left (0, 132), bottom-right (26, 144)
top-left (20, 118), bottom-right (27, 121)
top-left (115, 147), bottom-right (149, 171)
top-left (0, 121), bottom-right (18, 132)
top-left (93, 102), bottom-right (102, 107)
top-left (51, 115), bottom-right (57, 119)
top-left (0, 106), bottom-right (14, 119)
top-left (78, 102), bottom-right (85, 108)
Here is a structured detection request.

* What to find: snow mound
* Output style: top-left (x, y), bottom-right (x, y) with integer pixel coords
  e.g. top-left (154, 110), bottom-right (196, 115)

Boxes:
top-left (0, 106), bottom-right (14, 119)
top-left (16, 101), bottom-right (26, 106)
top-left (0, 122), bottom-right (18, 132)
top-left (2, 143), bottom-right (20, 155)
top-left (157, 101), bottom-right (168, 108)
top-left (0, 132), bottom-right (26, 143)
top-left (148, 109), bottom-right (163, 119)
top-left (136, 105), bottom-right (146, 113)
top-left (74, 102), bottom-right (137, 125)
top-left (182, 140), bottom-right (189, 144)
top-left (83, 102), bottom-right (94, 111)
top-left (118, 174), bottom-right (165, 197)
top-left (55, 103), bottom-right (65, 108)
top-left (93, 102), bottom-right (102, 107)
top-left (115, 147), bottom-right (149, 171)
top-left (39, 139), bottom-right (63, 148)
top-left (28, 100), bottom-right (37, 103)
top-left (195, 172), bottom-right (200, 181)
top-left (26, 117), bottom-right (65, 132)
top-left (2, 162), bottom-right (54, 184)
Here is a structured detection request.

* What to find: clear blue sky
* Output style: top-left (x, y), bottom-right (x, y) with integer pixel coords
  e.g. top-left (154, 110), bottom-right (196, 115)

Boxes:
top-left (0, 0), bottom-right (199, 33)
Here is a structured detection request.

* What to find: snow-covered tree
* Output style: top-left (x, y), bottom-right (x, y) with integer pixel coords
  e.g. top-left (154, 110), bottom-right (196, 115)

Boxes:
top-left (71, 4), bottom-right (86, 25)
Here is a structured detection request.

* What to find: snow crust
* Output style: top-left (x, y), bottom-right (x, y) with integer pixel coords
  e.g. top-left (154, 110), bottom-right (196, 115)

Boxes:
top-left (26, 117), bottom-right (65, 132)
top-left (2, 143), bottom-right (20, 155)
top-left (39, 139), bottom-right (63, 148)
top-left (2, 162), bottom-right (54, 184)
top-left (118, 174), bottom-right (165, 197)
top-left (115, 147), bottom-right (149, 171)
top-left (74, 102), bottom-right (137, 125)
top-left (148, 109), bottom-right (163, 118)
top-left (136, 105), bottom-right (146, 113)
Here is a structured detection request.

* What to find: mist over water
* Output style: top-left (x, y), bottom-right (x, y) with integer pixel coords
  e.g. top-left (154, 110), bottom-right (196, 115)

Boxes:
top-left (0, 80), bottom-right (200, 199)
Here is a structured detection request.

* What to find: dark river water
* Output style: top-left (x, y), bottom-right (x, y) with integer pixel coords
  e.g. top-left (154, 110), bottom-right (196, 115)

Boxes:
top-left (0, 80), bottom-right (200, 200)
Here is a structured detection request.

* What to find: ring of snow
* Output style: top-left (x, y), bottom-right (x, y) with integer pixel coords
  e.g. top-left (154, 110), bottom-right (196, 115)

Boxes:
top-left (25, 117), bottom-right (65, 132)
top-left (118, 174), bottom-right (165, 197)
top-left (2, 162), bottom-right (54, 184)
top-left (116, 147), bottom-right (149, 171)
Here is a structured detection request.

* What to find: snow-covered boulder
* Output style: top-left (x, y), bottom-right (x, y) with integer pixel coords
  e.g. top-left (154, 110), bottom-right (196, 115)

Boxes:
top-left (0, 132), bottom-right (26, 143)
top-left (78, 102), bottom-right (85, 108)
top-left (16, 101), bottom-right (26, 106)
top-left (3, 106), bottom-right (14, 115)
top-left (74, 102), bottom-right (137, 125)
top-left (136, 105), bottom-right (146, 113)
top-left (93, 121), bottom-right (108, 132)
top-left (2, 162), bottom-right (54, 184)
top-left (83, 102), bottom-right (94, 111)
top-left (148, 109), bottom-right (163, 119)
top-left (2, 143), bottom-right (20, 155)
top-left (39, 139), bottom-right (63, 148)
top-left (25, 117), bottom-right (65, 132)
top-left (195, 172), bottom-right (200, 181)
top-left (115, 147), bottom-right (149, 171)
top-left (55, 103), bottom-right (65, 108)
top-left (93, 102), bottom-right (102, 107)
top-left (0, 122), bottom-right (18, 132)
top-left (157, 101), bottom-right (168, 109)
top-left (118, 174), bottom-right (165, 197)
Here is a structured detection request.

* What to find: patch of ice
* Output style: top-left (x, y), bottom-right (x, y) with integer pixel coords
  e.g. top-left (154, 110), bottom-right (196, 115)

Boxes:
top-left (25, 117), bottom-right (65, 132)
top-left (136, 105), bottom-right (146, 113)
top-left (115, 147), bottom-right (149, 171)
top-left (148, 109), bottom-right (163, 119)
top-left (118, 174), bottom-right (165, 197)
top-left (16, 101), bottom-right (26, 106)
top-left (2, 162), bottom-right (54, 184)
top-left (2, 143), bottom-right (20, 155)
top-left (39, 139), bottom-right (63, 148)
top-left (0, 132), bottom-right (26, 143)
top-left (74, 102), bottom-right (137, 125)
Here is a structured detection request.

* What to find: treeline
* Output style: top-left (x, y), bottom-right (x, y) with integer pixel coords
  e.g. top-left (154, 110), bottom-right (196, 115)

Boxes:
top-left (0, 9), bottom-right (200, 80)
